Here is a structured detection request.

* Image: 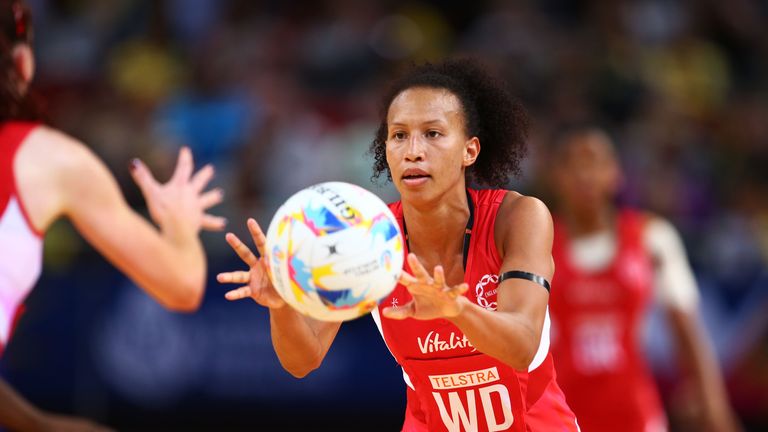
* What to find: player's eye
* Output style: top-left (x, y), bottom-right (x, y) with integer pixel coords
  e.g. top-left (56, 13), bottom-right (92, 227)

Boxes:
top-left (426, 130), bottom-right (441, 138)
top-left (392, 131), bottom-right (407, 140)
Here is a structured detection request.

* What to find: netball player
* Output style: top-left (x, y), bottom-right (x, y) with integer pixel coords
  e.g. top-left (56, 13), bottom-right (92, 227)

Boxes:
top-left (547, 127), bottom-right (739, 431)
top-left (220, 59), bottom-right (579, 431)
top-left (0, 1), bottom-right (225, 430)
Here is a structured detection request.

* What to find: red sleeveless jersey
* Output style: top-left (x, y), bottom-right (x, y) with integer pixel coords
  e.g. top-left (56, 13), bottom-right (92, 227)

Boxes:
top-left (549, 210), bottom-right (666, 432)
top-left (0, 121), bottom-right (42, 356)
top-left (373, 188), bottom-right (579, 432)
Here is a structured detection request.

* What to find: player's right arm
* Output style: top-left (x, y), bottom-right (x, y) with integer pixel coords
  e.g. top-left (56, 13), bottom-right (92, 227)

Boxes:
top-left (219, 219), bottom-right (341, 378)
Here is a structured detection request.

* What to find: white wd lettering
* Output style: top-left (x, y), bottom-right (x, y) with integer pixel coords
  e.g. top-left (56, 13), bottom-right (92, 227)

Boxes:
top-left (480, 384), bottom-right (514, 431)
top-left (432, 383), bottom-right (514, 432)
top-left (434, 390), bottom-right (478, 432)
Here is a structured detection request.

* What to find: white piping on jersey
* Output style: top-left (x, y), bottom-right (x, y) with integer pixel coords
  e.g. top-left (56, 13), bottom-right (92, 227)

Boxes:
top-left (371, 308), bottom-right (416, 390)
top-left (372, 304), bottom-right (551, 381)
top-left (528, 307), bottom-right (551, 372)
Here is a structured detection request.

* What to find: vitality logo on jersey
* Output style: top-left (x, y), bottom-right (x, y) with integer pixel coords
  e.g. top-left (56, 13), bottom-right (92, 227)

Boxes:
top-left (475, 274), bottom-right (499, 311)
top-left (417, 331), bottom-right (475, 354)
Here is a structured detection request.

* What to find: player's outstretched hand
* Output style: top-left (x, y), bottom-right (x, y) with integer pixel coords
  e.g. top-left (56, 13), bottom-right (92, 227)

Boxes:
top-left (130, 146), bottom-right (226, 236)
top-left (382, 253), bottom-right (468, 321)
top-left (218, 218), bottom-right (286, 309)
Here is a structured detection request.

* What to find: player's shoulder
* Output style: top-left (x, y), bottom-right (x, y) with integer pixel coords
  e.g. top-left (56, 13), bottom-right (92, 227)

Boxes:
top-left (638, 210), bottom-right (665, 225)
top-left (627, 209), bottom-right (676, 234)
top-left (498, 191), bottom-right (552, 225)
top-left (24, 125), bottom-right (102, 174)
top-left (30, 125), bottom-right (89, 152)
top-left (494, 191), bottom-right (553, 249)
top-left (637, 211), bottom-right (684, 247)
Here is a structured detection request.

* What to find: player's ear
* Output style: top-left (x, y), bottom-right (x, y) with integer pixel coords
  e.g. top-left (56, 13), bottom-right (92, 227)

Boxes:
top-left (12, 44), bottom-right (34, 89)
top-left (463, 137), bottom-right (480, 167)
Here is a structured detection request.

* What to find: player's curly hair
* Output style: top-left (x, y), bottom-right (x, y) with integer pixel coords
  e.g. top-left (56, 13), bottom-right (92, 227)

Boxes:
top-left (370, 58), bottom-right (529, 187)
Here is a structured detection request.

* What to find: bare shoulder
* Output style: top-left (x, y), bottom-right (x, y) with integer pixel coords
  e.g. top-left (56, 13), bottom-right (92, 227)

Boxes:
top-left (23, 125), bottom-right (114, 192)
top-left (495, 191), bottom-right (554, 255)
top-left (14, 126), bottom-right (105, 231)
top-left (19, 126), bottom-right (119, 221)
top-left (638, 210), bottom-right (678, 238)
top-left (499, 192), bottom-right (551, 218)
top-left (639, 211), bottom-right (686, 255)
top-left (23, 125), bottom-right (98, 172)
top-left (497, 192), bottom-right (553, 232)
top-left (640, 210), bottom-right (671, 228)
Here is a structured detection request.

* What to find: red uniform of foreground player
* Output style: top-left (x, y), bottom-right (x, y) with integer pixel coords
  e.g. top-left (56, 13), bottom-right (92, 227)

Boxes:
top-left (547, 127), bottom-right (740, 432)
top-left (0, 1), bottom-right (225, 430)
top-left (220, 59), bottom-right (579, 431)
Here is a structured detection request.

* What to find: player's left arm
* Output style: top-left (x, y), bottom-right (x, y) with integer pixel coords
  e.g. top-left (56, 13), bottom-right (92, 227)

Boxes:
top-left (52, 132), bottom-right (223, 312)
top-left (448, 194), bottom-right (552, 370)
top-left (647, 215), bottom-right (742, 432)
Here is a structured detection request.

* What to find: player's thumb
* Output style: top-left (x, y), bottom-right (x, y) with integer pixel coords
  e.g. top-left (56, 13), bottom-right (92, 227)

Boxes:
top-left (382, 302), bottom-right (415, 320)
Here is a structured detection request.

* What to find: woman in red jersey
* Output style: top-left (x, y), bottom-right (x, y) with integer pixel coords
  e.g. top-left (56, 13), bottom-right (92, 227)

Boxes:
top-left (220, 59), bottom-right (579, 431)
top-left (0, 1), bottom-right (225, 430)
top-left (547, 126), bottom-right (739, 432)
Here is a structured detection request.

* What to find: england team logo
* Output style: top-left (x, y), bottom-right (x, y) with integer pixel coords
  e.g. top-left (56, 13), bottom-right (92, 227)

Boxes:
top-left (475, 274), bottom-right (498, 311)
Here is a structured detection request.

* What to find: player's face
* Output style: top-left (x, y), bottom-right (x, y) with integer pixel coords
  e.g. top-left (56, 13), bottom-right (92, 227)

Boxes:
top-left (385, 87), bottom-right (479, 203)
top-left (554, 132), bottom-right (621, 215)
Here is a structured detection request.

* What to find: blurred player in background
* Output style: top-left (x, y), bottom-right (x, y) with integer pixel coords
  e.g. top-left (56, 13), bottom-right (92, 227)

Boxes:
top-left (547, 126), bottom-right (739, 432)
top-left (0, 1), bottom-right (226, 430)
top-left (220, 59), bottom-right (579, 431)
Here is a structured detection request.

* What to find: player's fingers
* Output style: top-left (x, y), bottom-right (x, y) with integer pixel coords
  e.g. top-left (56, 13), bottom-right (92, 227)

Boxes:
top-left (433, 265), bottom-right (446, 288)
top-left (458, 282), bottom-right (469, 295)
top-left (171, 146), bottom-right (194, 184)
top-left (217, 271), bottom-right (250, 284)
top-left (225, 232), bottom-right (258, 266)
top-left (247, 218), bottom-right (267, 258)
top-left (402, 278), bottom-right (433, 296)
top-left (225, 286), bottom-right (253, 301)
top-left (407, 253), bottom-right (433, 284)
top-left (443, 282), bottom-right (469, 299)
top-left (191, 164), bottom-right (215, 192)
top-left (398, 271), bottom-right (418, 286)
top-left (202, 214), bottom-right (228, 231)
top-left (199, 188), bottom-right (224, 209)
top-left (399, 271), bottom-right (435, 296)
top-left (129, 158), bottom-right (160, 196)
top-left (382, 301), bottom-right (415, 320)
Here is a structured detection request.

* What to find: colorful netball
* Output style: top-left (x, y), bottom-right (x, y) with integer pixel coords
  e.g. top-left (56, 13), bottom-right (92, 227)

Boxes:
top-left (264, 182), bottom-right (403, 321)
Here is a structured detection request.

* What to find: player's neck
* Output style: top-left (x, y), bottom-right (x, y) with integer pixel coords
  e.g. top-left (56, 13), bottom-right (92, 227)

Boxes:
top-left (401, 188), bottom-right (469, 265)
top-left (565, 206), bottom-right (616, 237)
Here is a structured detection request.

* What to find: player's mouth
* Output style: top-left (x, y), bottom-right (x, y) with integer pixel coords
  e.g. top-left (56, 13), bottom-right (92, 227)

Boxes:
top-left (401, 168), bottom-right (431, 186)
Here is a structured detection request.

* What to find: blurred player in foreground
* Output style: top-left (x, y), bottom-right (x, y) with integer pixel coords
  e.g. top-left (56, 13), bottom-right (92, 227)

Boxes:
top-left (0, 1), bottom-right (225, 430)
